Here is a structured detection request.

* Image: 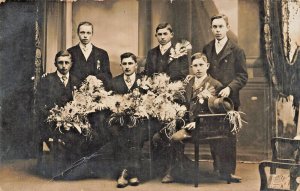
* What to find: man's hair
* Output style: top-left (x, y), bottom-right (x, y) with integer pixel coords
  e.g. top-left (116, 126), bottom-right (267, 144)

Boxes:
top-left (155, 22), bottom-right (173, 33)
top-left (77, 21), bottom-right (93, 34)
top-left (54, 50), bottom-right (72, 64)
top-left (210, 14), bottom-right (229, 26)
top-left (120, 52), bottom-right (137, 63)
top-left (191, 52), bottom-right (208, 63)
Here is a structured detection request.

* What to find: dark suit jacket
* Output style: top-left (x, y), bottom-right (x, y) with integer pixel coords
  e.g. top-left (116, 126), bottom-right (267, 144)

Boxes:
top-left (203, 39), bottom-right (248, 107)
top-left (144, 45), bottom-right (189, 81)
top-left (37, 72), bottom-right (80, 117)
top-left (110, 73), bottom-right (141, 94)
top-left (185, 75), bottom-right (223, 122)
top-left (36, 72), bottom-right (80, 139)
top-left (67, 44), bottom-right (112, 89)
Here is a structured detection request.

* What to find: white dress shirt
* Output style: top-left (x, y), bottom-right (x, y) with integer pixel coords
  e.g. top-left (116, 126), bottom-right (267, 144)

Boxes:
top-left (160, 41), bottom-right (172, 55)
top-left (193, 74), bottom-right (208, 89)
top-left (215, 36), bottom-right (228, 54)
top-left (79, 42), bottom-right (93, 60)
top-left (124, 73), bottom-right (136, 89)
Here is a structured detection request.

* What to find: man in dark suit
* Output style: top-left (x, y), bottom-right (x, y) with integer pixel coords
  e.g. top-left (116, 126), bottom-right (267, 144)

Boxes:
top-left (37, 50), bottom-right (79, 127)
top-left (144, 22), bottom-right (189, 81)
top-left (156, 53), bottom-right (223, 183)
top-left (37, 50), bottom-right (80, 157)
top-left (68, 21), bottom-right (112, 147)
top-left (37, 50), bottom-right (103, 164)
top-left (203, 14), bottom-right (248, 182)
top-left (67, 21), bottom-right (112, 89)
top-left (109, 52), bottom-right (144, 188)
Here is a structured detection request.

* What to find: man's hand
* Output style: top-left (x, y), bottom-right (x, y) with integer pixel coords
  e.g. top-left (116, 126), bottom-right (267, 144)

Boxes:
top-left (184, 75), bottom-right (194, 84)
top-left (184, 122), bottom-right (196, 130)
top-left (42, 73), bottom-right (49, 78)
top-left (218, 87), bottom-right (231, 97)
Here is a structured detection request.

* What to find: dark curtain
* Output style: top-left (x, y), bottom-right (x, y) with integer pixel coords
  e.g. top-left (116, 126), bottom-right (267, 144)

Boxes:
top-left (0, 1), bottom-right (43, 160)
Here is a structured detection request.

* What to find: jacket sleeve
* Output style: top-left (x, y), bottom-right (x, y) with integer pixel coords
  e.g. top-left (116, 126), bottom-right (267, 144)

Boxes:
top-left (227, 48), bottom-right (248, 93)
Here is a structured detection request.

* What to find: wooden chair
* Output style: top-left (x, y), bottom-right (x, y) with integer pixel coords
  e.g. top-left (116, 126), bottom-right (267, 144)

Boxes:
top-left (259, 137), bottom-right (300, 191)
top-left (191, 113), bottom-right (233, 187)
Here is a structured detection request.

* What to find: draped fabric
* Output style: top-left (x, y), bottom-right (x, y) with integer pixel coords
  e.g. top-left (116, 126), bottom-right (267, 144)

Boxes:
top-left (263, 0), bottom-right (295, 96)
top-left (264, 0), bottom-right (300, 129)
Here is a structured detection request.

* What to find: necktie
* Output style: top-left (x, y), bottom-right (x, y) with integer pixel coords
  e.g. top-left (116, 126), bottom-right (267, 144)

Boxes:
top-left (62, 75), bottom-right (68, 87)
top-left (125, 75), bottom-right (131, 84)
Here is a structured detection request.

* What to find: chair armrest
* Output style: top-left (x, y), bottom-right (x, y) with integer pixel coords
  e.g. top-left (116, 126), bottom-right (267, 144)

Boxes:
top-left (259, 161), bottom-right (300, 191)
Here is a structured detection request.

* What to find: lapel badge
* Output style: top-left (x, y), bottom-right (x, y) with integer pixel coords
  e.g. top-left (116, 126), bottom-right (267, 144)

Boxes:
top-left (97, 60), bottom-right (101, 70)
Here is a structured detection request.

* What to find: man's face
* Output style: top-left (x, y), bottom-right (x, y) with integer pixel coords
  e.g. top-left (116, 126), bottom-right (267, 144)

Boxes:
top-left (121, 57), bottom-right (137, 76)
top-left (191, 58), bottom-right (209, 78)
top-left (211, 18), bottom-right (229, 41)
top-left (78, 25), bottom-right (93, 45)
top-left (56, 56), bottom-right (72, 75)
top-left (155, 28), bottom-right (173, 46)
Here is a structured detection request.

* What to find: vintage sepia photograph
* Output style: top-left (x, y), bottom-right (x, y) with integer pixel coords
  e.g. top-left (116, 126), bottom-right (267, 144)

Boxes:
top-left (0, 0), bottom-right (300, 190)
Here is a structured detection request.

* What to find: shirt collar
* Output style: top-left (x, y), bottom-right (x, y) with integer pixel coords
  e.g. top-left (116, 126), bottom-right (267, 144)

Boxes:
top-left (57, 71), bottom-right (69, 79)
top-left (79, 42), bottom-right (92, 50)
top-left (160, 41), bottom-right (172, 51)
top-left (123, 72), bottom-right (136, 82)
top-left (215, 36), bottom-right (228, 47)
top-left (195, 74), bottom-right (207, 83)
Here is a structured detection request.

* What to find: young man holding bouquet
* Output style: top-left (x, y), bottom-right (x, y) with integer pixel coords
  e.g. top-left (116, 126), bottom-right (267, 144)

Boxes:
top-left (144, 22), bottom-right (189, 81)
top-left (144, 22), bottom-right (190, 180)
top-left (109, 52), bottom-right (144, 188)
top-left (203, 14), bottom-right (248, 182)
top-left (155, 52), bottom-right (223, 183)
top-left (37, 50), bottom-right (80, 142)
top-left (68, 21), bottom-right (113, 152)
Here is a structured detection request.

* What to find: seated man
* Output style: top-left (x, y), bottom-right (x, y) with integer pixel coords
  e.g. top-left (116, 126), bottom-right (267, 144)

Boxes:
top-left (37, 50), bottom-right (103, 164)
top-left (156, 52), bottom-right (223, 183)
top-left (37, 50), bottom-right (80, 145)
top-left (109, 52), bottom-right (144, 188)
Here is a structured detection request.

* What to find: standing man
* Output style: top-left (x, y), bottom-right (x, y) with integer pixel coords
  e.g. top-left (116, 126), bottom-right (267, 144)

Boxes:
top-left (144, 22), bottom-right (189, 178)
top-left (68, 21), bottom-right (112, 89)
top-left (203, 14), bottom-right (248, 182)
top-left (68, 21), bottom-right (112, 145)
top-left (144, 22), bottom-right (189, 81)
top-left (109, 52), bottom-right (144, 188)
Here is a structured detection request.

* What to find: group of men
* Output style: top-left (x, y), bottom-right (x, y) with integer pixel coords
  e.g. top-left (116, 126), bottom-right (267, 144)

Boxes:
top-left (37, 13), bottom-right (248, 188)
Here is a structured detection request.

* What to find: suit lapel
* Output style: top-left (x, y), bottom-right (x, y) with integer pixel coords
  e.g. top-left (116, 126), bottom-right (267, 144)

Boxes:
top-left (185, 77), bottom-right (195, 103)
top-left (54, 73), bottom-right (65, 89)
top-left (218, 40), bottom-right (233, 62)
top-left (205, 41), bottom-right (214, 62)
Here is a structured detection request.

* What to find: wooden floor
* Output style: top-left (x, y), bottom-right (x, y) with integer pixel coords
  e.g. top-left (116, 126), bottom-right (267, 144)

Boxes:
top-left (0, 159), bottom-right (261, 191)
